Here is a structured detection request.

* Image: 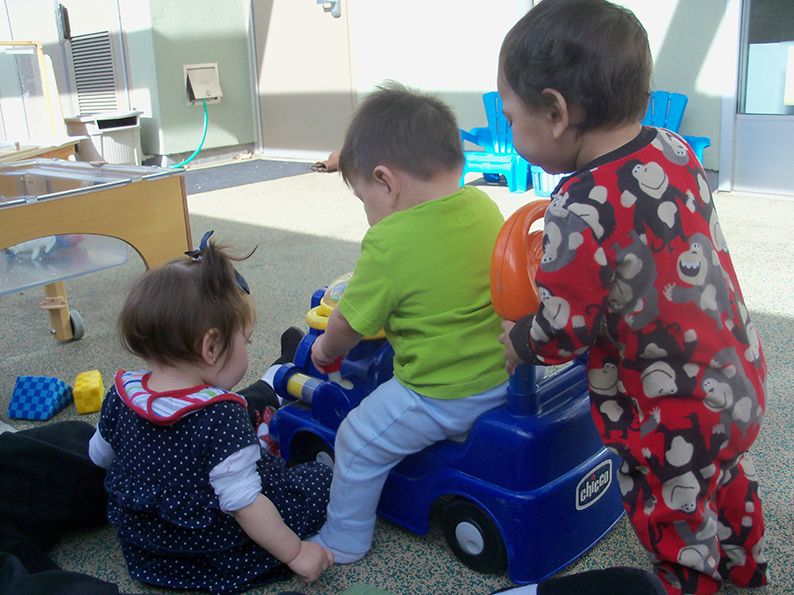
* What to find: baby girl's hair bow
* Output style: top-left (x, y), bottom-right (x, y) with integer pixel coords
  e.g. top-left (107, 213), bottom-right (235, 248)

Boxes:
top-left (185, 230), bottom-right (251, 295)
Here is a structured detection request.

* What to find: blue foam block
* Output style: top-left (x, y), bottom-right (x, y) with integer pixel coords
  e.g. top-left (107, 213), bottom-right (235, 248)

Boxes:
top-left (8, 376), bottom-right (73, 420)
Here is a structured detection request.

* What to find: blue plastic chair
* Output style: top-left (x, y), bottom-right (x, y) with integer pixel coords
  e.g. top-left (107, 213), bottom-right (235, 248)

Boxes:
top-left (642, 91), bottom-right (711, 162)
top-left (460, 92), bottom-right (530, 193)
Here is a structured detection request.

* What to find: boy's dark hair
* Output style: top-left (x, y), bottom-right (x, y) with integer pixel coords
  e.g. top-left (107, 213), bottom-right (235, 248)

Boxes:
top-left (338, 80), bottom-right (464, 185)
top-left (500, 0), bottom-right (652, 133)
top-left (118, 240), bottom-right (254, 368)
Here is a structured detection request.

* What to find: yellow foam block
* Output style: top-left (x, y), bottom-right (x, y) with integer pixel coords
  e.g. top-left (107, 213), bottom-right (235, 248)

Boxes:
top-left (74, 370), bottom-right (104, 414)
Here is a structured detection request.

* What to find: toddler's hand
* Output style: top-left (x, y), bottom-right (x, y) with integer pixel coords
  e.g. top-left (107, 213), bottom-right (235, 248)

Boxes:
top-left (287, 540), bottom-right (334, 583)
top-left (310, 335), bottom-right (335, 373)
top-left (498, 320), bottom-right (522, 376)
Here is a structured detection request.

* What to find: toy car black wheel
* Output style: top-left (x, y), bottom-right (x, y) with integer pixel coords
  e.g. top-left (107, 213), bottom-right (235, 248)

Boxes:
top-left (441, 497), bottom-right (507, 574)
top-left (287, 432), bottom-right (334, 468)
top-left (69, 310), bottom-right (85, 341)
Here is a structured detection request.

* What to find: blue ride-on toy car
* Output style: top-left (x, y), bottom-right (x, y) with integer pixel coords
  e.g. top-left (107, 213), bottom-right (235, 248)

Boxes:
top-left (268, 201), bottom-right (625, 584)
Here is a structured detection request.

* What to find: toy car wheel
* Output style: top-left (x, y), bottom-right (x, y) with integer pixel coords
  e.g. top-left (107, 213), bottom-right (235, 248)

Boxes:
top-left (287, 433), bottom-right (334, 468)
top-left (441, 497), bottom-right (507, 574)
top-left (69, 310), bottom-right (85, 341)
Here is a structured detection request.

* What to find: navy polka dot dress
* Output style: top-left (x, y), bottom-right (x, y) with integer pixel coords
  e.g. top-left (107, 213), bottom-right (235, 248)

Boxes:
top-left (98, 382), bottom-right (331, 594)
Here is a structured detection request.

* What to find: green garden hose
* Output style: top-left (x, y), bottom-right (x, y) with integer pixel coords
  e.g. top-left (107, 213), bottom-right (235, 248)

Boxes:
top-left (168, 98), bottom-right (207, 169)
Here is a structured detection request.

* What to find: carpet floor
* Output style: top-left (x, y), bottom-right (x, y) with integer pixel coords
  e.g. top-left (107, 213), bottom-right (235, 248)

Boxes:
top-left (1, 158), bottom-right (791, 595)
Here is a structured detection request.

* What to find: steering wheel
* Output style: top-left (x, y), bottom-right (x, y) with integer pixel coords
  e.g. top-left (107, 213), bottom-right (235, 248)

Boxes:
top-left (490, 199), bottom-right (550, 321)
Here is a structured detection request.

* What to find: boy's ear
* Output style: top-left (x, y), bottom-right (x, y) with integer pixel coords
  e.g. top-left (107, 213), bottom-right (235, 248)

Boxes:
top-left (541, 88), bottom-right (573, 140)
top-left (201, 328), bottom-right (221, 366)
top-left (373, 165), bottom-right (400, 207)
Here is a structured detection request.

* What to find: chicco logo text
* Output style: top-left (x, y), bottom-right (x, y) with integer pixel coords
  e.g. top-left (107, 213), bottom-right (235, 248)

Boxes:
top-left (575, 459), bottom-right (612, 510)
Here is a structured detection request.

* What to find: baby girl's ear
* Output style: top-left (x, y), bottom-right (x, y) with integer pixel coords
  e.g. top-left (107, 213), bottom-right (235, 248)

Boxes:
top-left (200, 328), bottom-right (222, 366)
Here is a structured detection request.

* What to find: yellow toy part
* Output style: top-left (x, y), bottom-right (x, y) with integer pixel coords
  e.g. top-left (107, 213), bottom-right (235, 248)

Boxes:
top-left (73, 369), bottom-right (104, 414)
top-left (306, 272), bottom-right (386, 340)
top-left (491, 199), bottom-right (550, 321)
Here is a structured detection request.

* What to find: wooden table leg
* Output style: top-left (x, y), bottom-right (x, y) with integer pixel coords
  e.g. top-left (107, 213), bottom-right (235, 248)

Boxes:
top-left (40, 281), bottom-right (73, 341)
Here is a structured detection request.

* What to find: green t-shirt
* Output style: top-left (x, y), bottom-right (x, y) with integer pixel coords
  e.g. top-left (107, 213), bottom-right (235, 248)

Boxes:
top-left (338, 185), bottom-right (508, 399)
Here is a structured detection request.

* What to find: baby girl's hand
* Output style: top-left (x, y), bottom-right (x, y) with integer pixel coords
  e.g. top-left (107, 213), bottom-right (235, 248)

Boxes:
top-left (287, 540), bottom-right (334, 582)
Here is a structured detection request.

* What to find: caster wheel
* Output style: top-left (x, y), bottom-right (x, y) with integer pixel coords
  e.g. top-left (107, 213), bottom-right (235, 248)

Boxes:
top-left (442, 497), bottom-right (507, 574)
top-left (69, 310), bottom-right (85, 341)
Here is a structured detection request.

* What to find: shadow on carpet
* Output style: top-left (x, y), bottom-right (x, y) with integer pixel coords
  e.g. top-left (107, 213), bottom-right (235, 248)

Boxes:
top-left (184, 159), bottom-right (313, 195)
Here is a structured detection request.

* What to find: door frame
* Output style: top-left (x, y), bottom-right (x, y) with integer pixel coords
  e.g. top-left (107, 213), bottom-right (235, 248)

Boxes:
top-left (720, 0), bottom-right (794, 195)
top-left (249, 0), bottom-right (356, 161)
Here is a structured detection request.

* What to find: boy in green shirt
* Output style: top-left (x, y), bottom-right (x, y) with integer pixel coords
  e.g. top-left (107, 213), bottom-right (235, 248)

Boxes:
top-left (308, 81), bottom-right (510, 563)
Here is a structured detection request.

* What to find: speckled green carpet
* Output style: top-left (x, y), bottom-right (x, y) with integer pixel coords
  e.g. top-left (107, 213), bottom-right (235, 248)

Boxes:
top-left (1, 161), bottom-right (791, 595)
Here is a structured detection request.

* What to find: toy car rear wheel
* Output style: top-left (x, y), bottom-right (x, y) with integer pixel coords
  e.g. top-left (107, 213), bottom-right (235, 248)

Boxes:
top-left (287, 433), bottom-right (334, 468)
top-left (441, 497), bottom-right (507, 574)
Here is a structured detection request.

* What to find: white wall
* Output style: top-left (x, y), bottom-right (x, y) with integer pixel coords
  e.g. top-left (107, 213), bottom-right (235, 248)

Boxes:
top-left (0, 0), bottom-right (735, 168)
top-left (620, 0), bottom-right (727, 171)
top-left (138, 0), bottom-right (255, 158)
top-left (349, 0), bottom-right (528, 133)
top-left (118, 0), bottom-right (161, 156)
top-left (347, 0), bottom-right (728, 171)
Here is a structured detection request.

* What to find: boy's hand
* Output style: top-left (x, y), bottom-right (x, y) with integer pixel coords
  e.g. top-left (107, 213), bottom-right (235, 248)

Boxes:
top-left (498, 320), bottom-right (522, 376)
top-left (287, 540), bottom-right (334, 582)
top-left (310, 335), bottom-right (336, 373)
top-left (310, 308), bottom-right (362, 373)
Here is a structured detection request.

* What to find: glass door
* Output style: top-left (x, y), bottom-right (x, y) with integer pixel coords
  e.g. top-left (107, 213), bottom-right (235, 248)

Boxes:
top-left (733, 0), bottom-right (794, 195)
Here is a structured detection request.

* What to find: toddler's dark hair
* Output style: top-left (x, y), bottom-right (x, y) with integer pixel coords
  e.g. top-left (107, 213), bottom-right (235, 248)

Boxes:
top-left (338, 80), bottom-right (464, 185)
top-left (118, 240), bottom-right (254, 368)
top-left (500, 0), bottom-right (652, 133)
